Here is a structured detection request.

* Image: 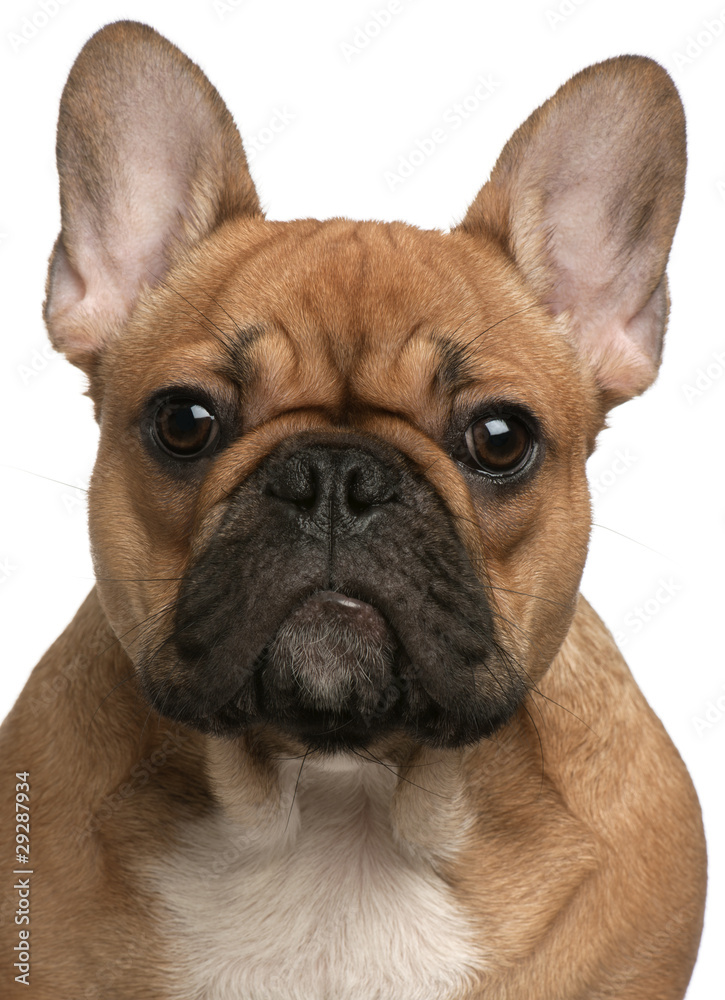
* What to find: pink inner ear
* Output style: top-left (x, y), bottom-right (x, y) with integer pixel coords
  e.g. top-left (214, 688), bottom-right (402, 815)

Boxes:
top-left (580, 319), bottom-right (660, 402)
top-left (47, 215), bottom-right (170, 357)
top-left (461, 58), bottom-right (685, 407)
top-left (46, 163), bottom-right (191, 360)
top-left (62, 103), bottom-right (203, 317)
top-left (48, 242), bottom-right (86, 317)
top-left (536, 187), bottom-right (669, 402)
top-left (505, 166), bottom-right (676, 403)
top-left (44, 21), bottom-right (261, 373)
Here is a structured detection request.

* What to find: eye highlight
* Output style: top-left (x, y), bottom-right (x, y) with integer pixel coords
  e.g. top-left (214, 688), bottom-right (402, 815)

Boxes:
top-left (153, 398), bottom-right (219, 459)
top-left (454, 413), bottom-right (534, 477)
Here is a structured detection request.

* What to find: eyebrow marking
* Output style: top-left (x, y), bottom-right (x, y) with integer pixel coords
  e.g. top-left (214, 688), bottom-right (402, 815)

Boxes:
top-left (215, 323), bottom-right (267, 383)
top-left (200, 292), bottom-right (267, 382)
top-left (151, 274), bottom-right (266, 384)
top-left (433, 305), bottom-right (543, 395)
top-left (433, 335), bottom-right (479, 393)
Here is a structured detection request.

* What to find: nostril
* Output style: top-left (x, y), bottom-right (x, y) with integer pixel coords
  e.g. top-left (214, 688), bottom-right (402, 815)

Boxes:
top-left (291, 491), bottom-right (316, 511)
top-left (346, 470), bottom-right (371, 513)
top-left (267, 463), bottom-right (318, 510)
top-left (346, 466), bottom-right (398, 512)
top-left (347, 493), bottom-right (372, 514)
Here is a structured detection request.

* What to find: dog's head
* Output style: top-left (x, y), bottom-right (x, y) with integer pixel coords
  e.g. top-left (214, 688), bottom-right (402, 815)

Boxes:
top-left (44, 22), bottom-right (685, 754)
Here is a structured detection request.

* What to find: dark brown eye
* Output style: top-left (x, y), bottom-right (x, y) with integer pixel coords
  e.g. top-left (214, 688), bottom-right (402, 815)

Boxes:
top-left (154, 399), bottom-right (219, 458)
top-left (458, 414), bottom-right (533, 476)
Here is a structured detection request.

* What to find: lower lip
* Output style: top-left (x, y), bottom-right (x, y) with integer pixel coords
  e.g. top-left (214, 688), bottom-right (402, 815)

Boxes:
top-left (283, 590), bottom-right (394, 644)
top-left (313, 591), bottom-right (374, 611)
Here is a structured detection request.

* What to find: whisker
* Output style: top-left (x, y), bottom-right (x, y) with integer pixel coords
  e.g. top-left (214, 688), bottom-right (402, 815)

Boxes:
top-left (352, 747), bottom-right (451, 799)
top-left (120, 602), bottom-right (183, 656)
top-left (284, 749), bottom-right (310, 832)
top-left (148, 272), bottom-right (238, 354)
top-left (206, 292), bottom-right (250, 341)
top-left (94, 576), bottom-right (185, 583)
top-left (84, 602), bottom-right (184, 732)
top-left (480, 583), bottom-right (569, 610)
top-left (0, 465), bottom-right (89, 492)
top-left (527, 687), bottom-right (597, 735)
top-left (591, 522), bottom-right (665, 557)
top-left (457, 305), bottom-right (540, 363)
top-left (491, 635), bottom-right (597, 736)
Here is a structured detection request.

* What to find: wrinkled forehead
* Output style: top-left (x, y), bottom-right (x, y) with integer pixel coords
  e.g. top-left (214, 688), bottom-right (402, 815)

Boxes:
top-left (108, 217), bottom-right (587, 436)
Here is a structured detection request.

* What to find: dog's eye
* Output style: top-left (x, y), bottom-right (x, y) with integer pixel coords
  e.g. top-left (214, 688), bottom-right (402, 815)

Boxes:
top-left (153, 399), bottom-right (219, 458)
top-left (456, 414), bottom-right (533, 477)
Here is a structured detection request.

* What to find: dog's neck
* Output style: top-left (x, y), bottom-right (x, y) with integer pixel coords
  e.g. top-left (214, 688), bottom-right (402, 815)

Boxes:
top-left (204, 732), bottom-right (475, 864)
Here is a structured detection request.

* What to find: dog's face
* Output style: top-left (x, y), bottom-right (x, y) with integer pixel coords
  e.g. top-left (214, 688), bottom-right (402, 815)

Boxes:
top-left (44, 23), bottom-right (685, 754)
top-left (84, 221), bottom-right (594, 752)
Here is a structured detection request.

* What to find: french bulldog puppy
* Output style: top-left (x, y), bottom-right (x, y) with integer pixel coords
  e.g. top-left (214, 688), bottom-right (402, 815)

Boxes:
top-left (0, 21), bottom-right (706, 1000)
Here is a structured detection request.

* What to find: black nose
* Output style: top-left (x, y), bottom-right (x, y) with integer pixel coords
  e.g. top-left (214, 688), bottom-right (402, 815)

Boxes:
top-left (266, 444), bottom-right (400, 530)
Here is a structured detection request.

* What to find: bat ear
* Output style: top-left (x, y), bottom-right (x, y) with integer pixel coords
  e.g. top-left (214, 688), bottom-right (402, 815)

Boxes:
top-left (457, 56), bottom-right (686, 410)
top-left (44, 21), bottom-right (261, 377)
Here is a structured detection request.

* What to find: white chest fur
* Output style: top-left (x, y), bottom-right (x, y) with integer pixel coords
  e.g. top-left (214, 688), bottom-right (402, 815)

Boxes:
top-left (150, 756), bottom-right (485, 1000)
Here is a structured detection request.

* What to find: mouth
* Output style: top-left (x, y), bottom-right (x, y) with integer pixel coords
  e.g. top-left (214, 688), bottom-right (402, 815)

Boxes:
top-left (215, 588), bottom-right (408, 751)
top-left (260, 589), bottom-right (397, 708)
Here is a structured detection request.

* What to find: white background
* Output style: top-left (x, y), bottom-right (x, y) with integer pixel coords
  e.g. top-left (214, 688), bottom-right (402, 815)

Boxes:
top-left (0, 0), bottom-right (723, 995)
